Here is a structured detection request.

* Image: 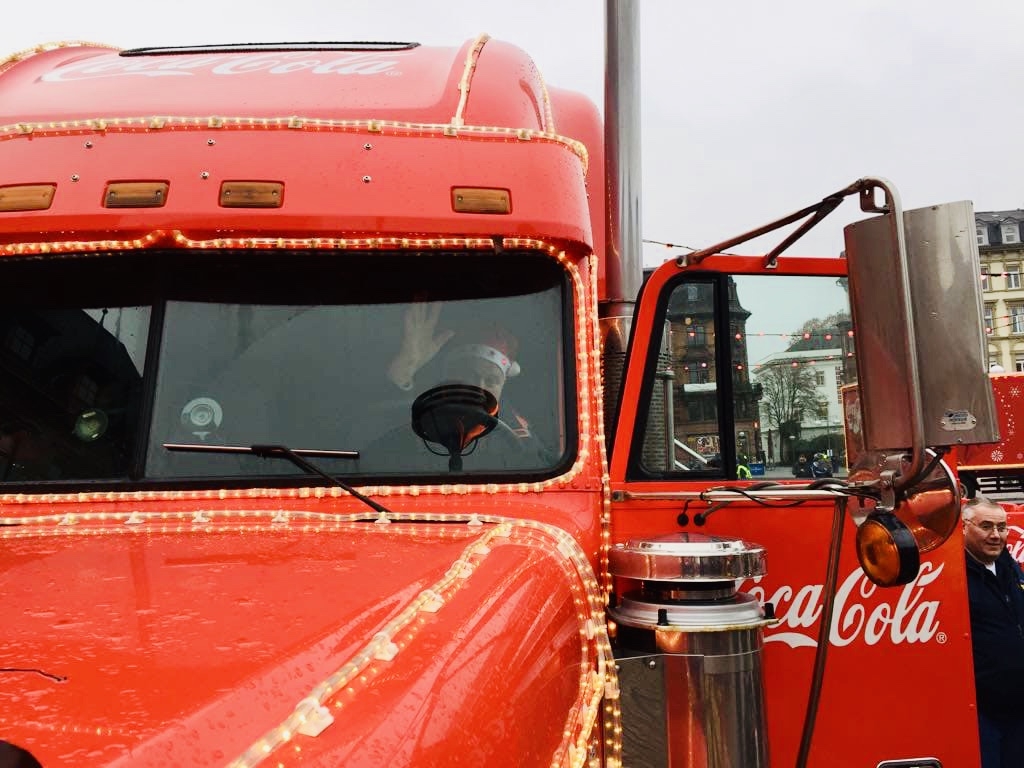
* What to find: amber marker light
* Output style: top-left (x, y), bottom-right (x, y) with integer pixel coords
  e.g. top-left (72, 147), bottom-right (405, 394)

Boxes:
top-left (855, 512), bottom-right (920, 587)
top-left (104, 182), bottom-right (169, 208)
top-left (452, 187), bottom-right (511, 214)
top-left (220, 181), bottom-right (284, 208)
top-left (0, 184), bottom-right (55, 212)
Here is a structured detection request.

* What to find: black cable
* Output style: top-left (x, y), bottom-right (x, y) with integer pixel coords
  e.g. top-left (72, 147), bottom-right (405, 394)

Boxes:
top-left (795, 498), bottom-right (845, 768)
top-left (694, 486), bottom-right (807, 524)
top-left (0, 667), bottom-right (66, 683)
top-left (899, 447), bottom-right (948, 495)
top-left (692, 478), bottom-right (875, 524)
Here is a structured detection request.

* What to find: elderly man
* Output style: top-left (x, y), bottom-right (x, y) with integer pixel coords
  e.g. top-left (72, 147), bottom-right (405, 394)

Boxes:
top-left (962, 495), bottom-right (1024, 767)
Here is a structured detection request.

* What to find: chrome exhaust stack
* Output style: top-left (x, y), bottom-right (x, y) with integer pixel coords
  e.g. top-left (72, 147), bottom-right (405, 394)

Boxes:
top-left (609, 533), bottom-right (774, 767)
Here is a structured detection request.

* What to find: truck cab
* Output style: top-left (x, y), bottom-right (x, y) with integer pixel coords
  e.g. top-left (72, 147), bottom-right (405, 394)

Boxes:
top-left (0, 24), bottom-right (999, 768)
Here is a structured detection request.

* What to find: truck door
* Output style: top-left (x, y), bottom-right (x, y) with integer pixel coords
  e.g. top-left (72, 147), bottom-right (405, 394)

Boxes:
top-left (606, 254), bottom-right (982, 768)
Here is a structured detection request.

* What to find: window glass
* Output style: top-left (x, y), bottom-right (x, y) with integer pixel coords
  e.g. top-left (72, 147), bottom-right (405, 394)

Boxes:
top-left (640, 274), bottom-right (851, 479)
top-left (0, 305), bottom-right (150, 481)
top-left (741, 276), bottom-right (848, 478)
top-left (0, 250), bottom-right (571, 487)
top-left (657, 278), bottom-right (720, 471)
top-left (1007, 264), bottom-right (1021, 289)
top-left (1011, 304), bottom-right (1024, 334)
top-left (146, 251), bottom-right (570, 481)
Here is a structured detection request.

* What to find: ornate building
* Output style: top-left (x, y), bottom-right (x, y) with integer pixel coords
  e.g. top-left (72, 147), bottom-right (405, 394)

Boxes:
top-left (664, 277), bottom-right (762, 464)
top-left (977, 210), bottom-right (1024, 371)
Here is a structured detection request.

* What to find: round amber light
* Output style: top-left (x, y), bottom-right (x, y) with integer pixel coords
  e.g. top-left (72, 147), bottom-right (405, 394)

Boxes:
top-left (855, 512), bottom-right (920, 587)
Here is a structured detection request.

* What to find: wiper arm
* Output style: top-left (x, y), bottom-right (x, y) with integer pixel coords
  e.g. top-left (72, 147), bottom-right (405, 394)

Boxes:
top-left (163, 442), bottom-right (392, 515)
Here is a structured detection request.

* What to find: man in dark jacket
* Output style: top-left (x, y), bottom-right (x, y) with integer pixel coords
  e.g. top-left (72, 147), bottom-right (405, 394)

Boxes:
top-left (792, 454), bottom-right (812, 478)
top-left (963, 496), bottom-right (1024, 767)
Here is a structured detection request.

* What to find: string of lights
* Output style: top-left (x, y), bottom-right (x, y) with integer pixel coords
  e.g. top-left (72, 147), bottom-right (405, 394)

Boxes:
top-left (664, 314), bottom-right (1024, 371)
top-left (680, 329), bottom-right (854, 343)
top-left (985, 314), bottom-right (1024, 336)
top-left (661, 304), bottom-right (1024, 348)
top-left (643, 238), bottom-right (742, 256)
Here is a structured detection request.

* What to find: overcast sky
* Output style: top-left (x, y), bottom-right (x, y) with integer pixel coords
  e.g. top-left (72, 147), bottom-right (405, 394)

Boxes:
top-left (4, 0), bottom-right (1023, 266)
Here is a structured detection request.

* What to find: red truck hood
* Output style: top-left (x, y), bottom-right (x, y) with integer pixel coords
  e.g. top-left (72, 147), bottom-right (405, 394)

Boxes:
top-left (0, 512), bottom-right (607, 767)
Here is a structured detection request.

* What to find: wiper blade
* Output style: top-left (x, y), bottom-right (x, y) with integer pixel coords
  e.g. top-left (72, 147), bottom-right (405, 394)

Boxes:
top-left (163, 442), bottom-right (392, 515)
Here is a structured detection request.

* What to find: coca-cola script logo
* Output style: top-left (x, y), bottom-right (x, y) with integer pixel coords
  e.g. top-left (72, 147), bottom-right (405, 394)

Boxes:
top-left (42, 52), bottom-right (403, 82)
top-left (1007, 525), bottom-right (1024, 565)
top-left (741, 562), bottom-right (944, 648)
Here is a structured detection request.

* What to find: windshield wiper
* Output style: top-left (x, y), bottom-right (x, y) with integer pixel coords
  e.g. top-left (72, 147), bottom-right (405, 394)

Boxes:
top-left (163, 443), bottom-right (392, 515)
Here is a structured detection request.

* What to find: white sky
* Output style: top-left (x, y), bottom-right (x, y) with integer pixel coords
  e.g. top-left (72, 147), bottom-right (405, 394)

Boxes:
top-left (4, 0), bottom-right (1022, 267)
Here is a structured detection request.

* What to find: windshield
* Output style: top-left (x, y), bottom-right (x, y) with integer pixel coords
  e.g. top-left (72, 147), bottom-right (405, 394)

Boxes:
top-left (0, 250), bottom-right (572, 487)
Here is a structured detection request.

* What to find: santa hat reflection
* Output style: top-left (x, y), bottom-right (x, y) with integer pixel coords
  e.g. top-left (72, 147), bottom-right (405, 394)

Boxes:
top-left (446, 326), bottom-right (521, 378)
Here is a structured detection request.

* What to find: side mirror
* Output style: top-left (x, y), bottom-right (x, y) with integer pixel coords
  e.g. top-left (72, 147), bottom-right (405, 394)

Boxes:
top-left (843, 183), bottom-right (999, 582)
top-left (845, 193), bottom-right (998, 455)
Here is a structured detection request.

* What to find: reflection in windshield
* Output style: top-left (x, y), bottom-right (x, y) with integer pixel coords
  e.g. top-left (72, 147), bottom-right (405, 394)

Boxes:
top-left (148, 294), bottom-right (563, 478)
top-left (643, 273), bottom-right (853, 480)
top-left (0, 307), bottom-right (149, 481)
top-left (742, 275), bottom-right (852, 477)
top-left (0, 250), bottom-right (571, 486)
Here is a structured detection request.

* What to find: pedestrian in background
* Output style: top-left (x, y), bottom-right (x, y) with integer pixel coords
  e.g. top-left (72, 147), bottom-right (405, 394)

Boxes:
top-left (791, 454), bottom-right (812, 478)
top-left (962, 495), bottom-right (1024, 767)
top-left (736, 455), bottom-right (752, 480)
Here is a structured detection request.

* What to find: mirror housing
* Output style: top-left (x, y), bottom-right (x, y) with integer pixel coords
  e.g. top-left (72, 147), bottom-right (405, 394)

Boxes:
top-left (844, 198), bottom-right (998, 453)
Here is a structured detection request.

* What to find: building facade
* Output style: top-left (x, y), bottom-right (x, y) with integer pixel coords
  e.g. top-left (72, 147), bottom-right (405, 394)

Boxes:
top-left (664, 277), bottom-right (762, 464)
top-left (977, 209), bottom-right (1024, 371)
top-left (753, 347), bottom-right (845, 466)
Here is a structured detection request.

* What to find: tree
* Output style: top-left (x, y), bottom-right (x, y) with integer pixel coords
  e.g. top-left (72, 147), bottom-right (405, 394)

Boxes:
top-left (755, 361), bottom-right (826, 463)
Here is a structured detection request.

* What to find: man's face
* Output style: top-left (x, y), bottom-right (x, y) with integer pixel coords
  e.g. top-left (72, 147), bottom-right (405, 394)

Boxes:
top-left (444, 356), bottom-right (506, 401)
top-left (963, 502), bottom-right (1009, 565)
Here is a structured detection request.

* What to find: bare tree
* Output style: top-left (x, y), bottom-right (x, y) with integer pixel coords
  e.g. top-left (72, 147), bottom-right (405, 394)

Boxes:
top-left (755, 361), bottom-right (826, 461)
top-left (756, 312), bottom-right (848, 462)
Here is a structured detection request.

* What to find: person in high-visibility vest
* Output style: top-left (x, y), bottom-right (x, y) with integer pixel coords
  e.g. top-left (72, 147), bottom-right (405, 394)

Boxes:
top-left (736, 456), bottom-right (752, 480)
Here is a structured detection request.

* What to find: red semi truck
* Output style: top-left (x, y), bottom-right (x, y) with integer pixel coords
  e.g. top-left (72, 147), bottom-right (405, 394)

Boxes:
top-left (956, 372), bottom-right (1024, 570)
top-left (958, 372), bottom-right (1024, 497)
top-left (0, 5), bottom-right (1000, 767)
